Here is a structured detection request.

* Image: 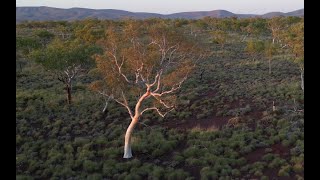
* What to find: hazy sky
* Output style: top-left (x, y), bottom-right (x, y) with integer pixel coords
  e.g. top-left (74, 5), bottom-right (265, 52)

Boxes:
top-left (16, 0), bottom-right (304, 14)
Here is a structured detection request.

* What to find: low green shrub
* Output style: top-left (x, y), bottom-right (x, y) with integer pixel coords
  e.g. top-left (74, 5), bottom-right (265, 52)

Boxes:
top-left (278, 165), bottom-right (291, 177)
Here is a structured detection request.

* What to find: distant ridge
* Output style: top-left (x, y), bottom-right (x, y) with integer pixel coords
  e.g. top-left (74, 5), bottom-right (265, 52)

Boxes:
top-left (16, 6), bottom-right (304, 22)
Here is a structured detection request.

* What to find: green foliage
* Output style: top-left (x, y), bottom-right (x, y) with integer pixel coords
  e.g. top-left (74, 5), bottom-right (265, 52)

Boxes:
top-left (16, 175), bottom-right (34, 180)
top-left (231, 169), bottom-right (241, 177)
top-left (87, 173), bottom-right (103, 180)
top-left (245, 40), bottom-right (265, 59)
top-left (165, 169), bottom-right (190, 180)
top-left (30, 38), bottom-right (101, 70)
top-left (16, 36), bottom-right (41, 54)
top-left (83, 160), bottom-right (99, 173)
top-left (16, 18), bottom-right (304, 179)
top-left (200, 167), bottom-right (218, 180)
top-left (211, 30), bottom-right (228, 47)
top-left (278, 165), bottom-right (291, 177)
top-left (293, 163), bottom-right (303, 173)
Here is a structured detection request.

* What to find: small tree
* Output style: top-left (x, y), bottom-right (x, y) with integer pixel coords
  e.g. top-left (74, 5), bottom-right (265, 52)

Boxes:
top-left (90, 21), bottom-right (208, 158)
top-left (264, 42), bottom-right (278, 74)
top-left (211, 30), bottom-right (229, 50)
top-left (30, 38), bottom-right (101, 104)
top-left (34, 30), bottom-right (55, 47)
top-left (267, 17), bottom-right (286, 44)
top-left (16, 36), bottom-right (41, 55)
top-left (239, 18), bottom-right (267, 42)
top-left (284, 21), bottom-right (304, 92)
top-left (245, 40), bottom-right (265, 61)
top-left (16, 36), bottom-right (41, 72)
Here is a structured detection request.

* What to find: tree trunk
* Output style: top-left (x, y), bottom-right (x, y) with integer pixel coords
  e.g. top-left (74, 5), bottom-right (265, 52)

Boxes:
top-left (19, 62), bottom-right (22, 72)
top-left (66, 85), bottom-right (72, 104)
top-left (241, 34), bottom-right (248, 42)
top-left (123, 90), bottom-right (150, 158)
top-left (272, 38), bottom-right (275, 44)
top-left (102, 101), bottom-right (108, 113)
top-left (300, 70), bottom-right (304, 92)
top-left (269, 59), bottom-right (272, 74)
top-left (272, 101), bottom-right (276, 111)
top-left (123, 115), bottom-right (139, 158)
top-left (102, 96), bottom-right (111, 113)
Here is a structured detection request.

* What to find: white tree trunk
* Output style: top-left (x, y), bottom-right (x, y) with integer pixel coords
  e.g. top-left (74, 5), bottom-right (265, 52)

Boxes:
top-left (102, 101), bottom-right (108, 113)
top-left (123, 115), bottom-right (139, 158)
top-left (123, 91), bottom-right (150, 158)
top-left (300, 69), bottom-right (304, 92)
top-left (241, 34), bottom-right (248, 42)
top-left (272, 101), bottom-right (276, 111)
top-left (269, 59), bottom-right (272, 74)
top-left (102, 96), bottom-right (111, 113)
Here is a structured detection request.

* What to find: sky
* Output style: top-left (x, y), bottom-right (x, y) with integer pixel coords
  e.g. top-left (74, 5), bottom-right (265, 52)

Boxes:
top-left (16, 0), bottom-right (304, 15)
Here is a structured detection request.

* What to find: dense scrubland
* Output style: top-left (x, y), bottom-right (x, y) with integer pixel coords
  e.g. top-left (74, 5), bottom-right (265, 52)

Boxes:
top-left (16, 17), bottom-right (303, 179)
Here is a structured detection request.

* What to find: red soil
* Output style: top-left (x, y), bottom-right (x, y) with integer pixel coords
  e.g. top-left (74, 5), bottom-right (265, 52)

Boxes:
top-left (244, 143), bottom-right (302, 179)
top-left (271, 143), bottom-right (290, 159)
top-left (163, 116), bottom-right (229, 131)
top-left (245, 143), bottom-right (291, 164)
top-left (244, 147), bottom-right (266, 164)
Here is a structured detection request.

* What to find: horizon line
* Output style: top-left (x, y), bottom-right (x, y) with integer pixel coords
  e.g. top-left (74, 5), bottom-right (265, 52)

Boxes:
top-left (16, 6), bottom-right (304, 16)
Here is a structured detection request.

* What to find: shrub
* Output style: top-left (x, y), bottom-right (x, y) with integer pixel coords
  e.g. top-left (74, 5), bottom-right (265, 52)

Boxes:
top-left (102, 160), bottom-right (118, 176)
top-left (83, 160), bottom-right (99, 173)
top-left (186, 177), bottom-right (196, 180)
top-left (200, 167), bottom-right (218, 180)
top-left (281, 139), bottom-right (291, 147)
top-left (173, 155), bottom-right (184, 163)
top-left (295, 175), bottom-right (304, 180)
top-left (278, 165), bottom-right (291, 177)
top-left (268, 158), bottom-right (286, 168)
top-left (278, 169), bottom-right (290, 177)
top-left (236, 157), bottom-right (247, 166)
top-left (87, 173), bottom-right (103, 180)
top-left (151, 149), bottom-right (165, 157)
top-left (271, 136), bottom-right (280, 143)
top-left (240, 145), bottom-right (252, 154)
top-left (196, 113), bottom-right (207, 119)
top-left (231, 169), bottom-right (241, 177)
top-left (118, 172), bottom-right (129, 179)
top-left (165, 169), bottom-right (189, 180)
top-left (124, 173), bottom-right (142, 180)
top-left (186, 158), bottom-right (203, 166)
top-left (254, 170), bottom-right (263, 177)
top-left (262, 153), bottom-right (276, 162)
top-left (183, 146), bottom-right (200, 157)
top-left (16, 175), bottom-right (34, 180)
top-left (264, 148), bottom-right (273, 153)
top-left (151, 166), bottom-right (165, 179)
top-left (293, 163), bottom-right (304, 173)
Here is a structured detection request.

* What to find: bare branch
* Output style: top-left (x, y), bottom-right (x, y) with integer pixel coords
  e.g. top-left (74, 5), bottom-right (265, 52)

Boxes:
top-left (135, 63), bottom-right (145, 83)
top-left (158, 99), bottom-right (173, 109)
top-left (153, 70), bottom-right (163, 93)
top-left (149, 71), bottom-right (161, 88)
top-left (121, 91), bottom-right (134, 119)
top-left (109, 52), bottom-right (131, 83)
top-left (151, 75), bottom-right (188, 97)
top-left (156, 107), bottom-right (174, 117)
top-left (140, 107), bottom-right (157, 115)
top-left (97, 90), bottom-right (134, 119)
top-left (140, 106), bottom-right (174, 118)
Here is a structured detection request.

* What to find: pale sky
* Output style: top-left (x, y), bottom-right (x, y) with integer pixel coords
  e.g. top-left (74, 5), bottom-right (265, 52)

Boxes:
top-left (16, 0), bottom-right (304, 15)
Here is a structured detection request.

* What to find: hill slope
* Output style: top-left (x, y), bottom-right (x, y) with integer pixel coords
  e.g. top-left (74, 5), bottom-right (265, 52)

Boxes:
top-left (16, 7), bottom-right (304, 22)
